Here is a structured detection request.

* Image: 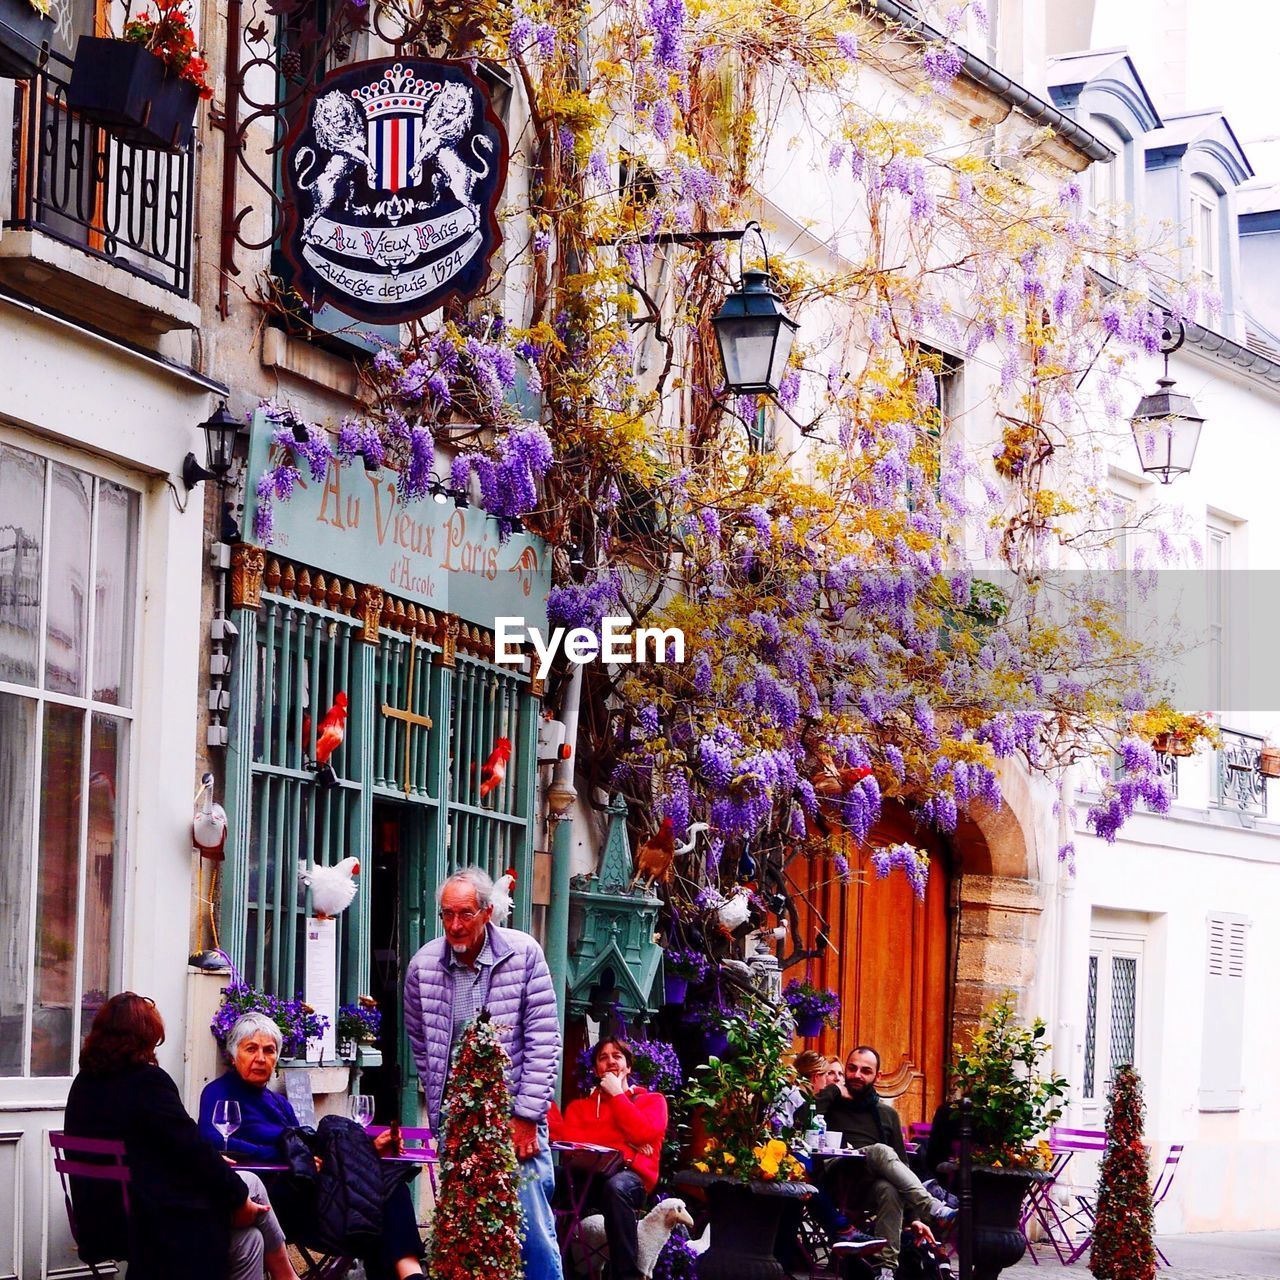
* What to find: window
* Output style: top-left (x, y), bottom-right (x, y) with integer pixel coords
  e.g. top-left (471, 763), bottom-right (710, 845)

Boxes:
top-left (1081, 931), bottom-right (1144, 1124)
top-left (1189, 182), bottom-right (1220, 322)
top-left (910, 346), bottom-right (963, 507)
top-left (1198, 913), bottom-right (1247, 1111)
top-left (0, 440), bottom-right (138, 1078)
top-left (1088, 120), bottom-right (1130, 230)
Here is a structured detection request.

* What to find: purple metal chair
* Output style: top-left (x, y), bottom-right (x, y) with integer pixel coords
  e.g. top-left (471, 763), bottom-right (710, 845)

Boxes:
top-left (49, 1130), bottom-right (132, 1278)
top-left (1147, 1143), bottom-right (1184, 1268)
top-left (1019, 1126), bottom-right (1105, 1265)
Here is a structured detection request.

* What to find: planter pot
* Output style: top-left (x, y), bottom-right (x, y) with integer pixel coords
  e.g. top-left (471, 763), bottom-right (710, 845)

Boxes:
top-left (1260, 747), bottom-right (1280, 779)
top-left (701, 1029), bottom-right (729, 1059)
top-left (968, 1165), bottom-right (1050, 1280)
top-left (675, 1171), bottom-right (814, 1280)
top-left (66, 37), bottom-right (199, 152)
top-left (1151, 732), bottom-right (1193, 758)
top-left (664, 974), bottom-right (689, 1006)
top-left (0, 0), bottom-right (52, 79)
top-left (794, 1012), bottom-right (824, 1038)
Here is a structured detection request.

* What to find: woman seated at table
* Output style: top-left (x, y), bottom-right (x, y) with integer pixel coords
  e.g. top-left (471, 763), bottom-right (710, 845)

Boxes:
top-left (549, 1037), bottom-right (669, 1280)
top-left (198, 1011), bottom-right (425, 1280)
top-left (64, 992), bottom-right (298, 1280)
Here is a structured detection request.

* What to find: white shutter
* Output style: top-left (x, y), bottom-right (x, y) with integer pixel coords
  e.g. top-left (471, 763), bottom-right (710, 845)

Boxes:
top-left (1198, 913), bottom-right (1248, 1111)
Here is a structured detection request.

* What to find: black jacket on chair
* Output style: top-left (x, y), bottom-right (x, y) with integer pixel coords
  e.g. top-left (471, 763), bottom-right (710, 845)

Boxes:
top-left (64, 1063), bottom-right (249, 1280)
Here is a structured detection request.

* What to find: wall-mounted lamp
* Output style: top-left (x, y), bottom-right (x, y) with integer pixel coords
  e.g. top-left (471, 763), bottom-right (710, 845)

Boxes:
top-left (1130, 322), bottom-right (1204, 484)
top-left (427, 472), bottom-right (470, 507)
top-left (183, 400), bottom-right (243, 490)
top-left (711, 221), bottom-right (799, 397)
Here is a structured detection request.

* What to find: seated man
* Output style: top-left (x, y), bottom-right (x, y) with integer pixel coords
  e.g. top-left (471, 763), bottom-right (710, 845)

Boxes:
top-left (816, 1046), bottom-right (955, 1280)
top-left (549, 1037), bottom-right (668, 1280)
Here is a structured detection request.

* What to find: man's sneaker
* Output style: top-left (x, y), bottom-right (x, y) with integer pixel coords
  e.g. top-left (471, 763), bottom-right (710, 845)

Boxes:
top-left (872, 1267), bottom-right (896, 1280)
top-left (831, 1230), bottom-right (888, 1257)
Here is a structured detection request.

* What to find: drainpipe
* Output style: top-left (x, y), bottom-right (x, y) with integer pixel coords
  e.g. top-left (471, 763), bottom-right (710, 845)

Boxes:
top-left (1052, 767), bottom-right (1079, 1086)
top-left (544, 662), bottom-right (583, 1027)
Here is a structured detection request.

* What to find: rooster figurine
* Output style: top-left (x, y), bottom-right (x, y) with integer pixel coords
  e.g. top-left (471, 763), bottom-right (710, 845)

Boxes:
top-left (631, 817), bottom-right (676, 888)
top-left (299, 856), bottom-right (360, 919)
top-left (192, 772), bottom-right (228, 861)
top-left (307, 693), bottom-right (349, 789)
top-left (478, 736), bottom-right (513, 800)
top-left (810, 752), bottom-right (873, 835)
top-left (491, 867), bottom-right (517, 926)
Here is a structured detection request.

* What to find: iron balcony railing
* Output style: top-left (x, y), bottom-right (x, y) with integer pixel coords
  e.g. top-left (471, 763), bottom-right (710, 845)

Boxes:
top-left (1215, 726), bottom-right (1267, 817)
top-left (6, 49), bottom-right (194, 296)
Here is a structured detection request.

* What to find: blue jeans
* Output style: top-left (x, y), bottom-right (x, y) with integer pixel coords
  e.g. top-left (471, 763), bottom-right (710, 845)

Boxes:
top-left (518, 1124), bottom-right (563, 1280)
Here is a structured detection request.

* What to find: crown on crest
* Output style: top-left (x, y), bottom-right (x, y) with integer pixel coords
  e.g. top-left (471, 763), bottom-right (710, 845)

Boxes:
top-left (351, 64), bottom-right (441, 118)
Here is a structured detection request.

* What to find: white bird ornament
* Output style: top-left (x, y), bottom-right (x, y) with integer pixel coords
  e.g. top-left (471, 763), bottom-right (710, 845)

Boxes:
top-left (299, 856), bottom-right (361, 919)
top-left (192, 772), bottom-right (228, 860)
top-left (571, 1197), bottom-right (696, 1279)
top-left (490, 867), bottom-right (517, 926)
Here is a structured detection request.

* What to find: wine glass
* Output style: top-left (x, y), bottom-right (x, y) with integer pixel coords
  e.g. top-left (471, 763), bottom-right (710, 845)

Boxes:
top-left (212, 1100), bottom-right (241, 1152)
top-left (348, 1094), bottom-right (375, 1128)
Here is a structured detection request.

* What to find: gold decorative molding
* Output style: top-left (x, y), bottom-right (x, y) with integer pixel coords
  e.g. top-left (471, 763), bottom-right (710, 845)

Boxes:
top-left (358, 584), bottom-right (384, 645)
top-left (436, 614), bottom-right (459, 668)
top-left (230, 545), bottom-right (265, 609)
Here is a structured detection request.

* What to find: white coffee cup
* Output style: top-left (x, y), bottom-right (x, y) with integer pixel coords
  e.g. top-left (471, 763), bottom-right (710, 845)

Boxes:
top-left (804, 1128), bottom-right (822, 1151)
top-left (820, 1130), bottom-right (844, 1154)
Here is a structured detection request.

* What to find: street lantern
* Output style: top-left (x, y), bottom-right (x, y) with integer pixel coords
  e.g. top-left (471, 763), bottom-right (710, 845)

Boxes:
top-left (183, 399), bottom-right (243, 489)
top-left (711, 221), bottom-right (799, 397)
top-left (1129, 323), bottom-right (1204, 484)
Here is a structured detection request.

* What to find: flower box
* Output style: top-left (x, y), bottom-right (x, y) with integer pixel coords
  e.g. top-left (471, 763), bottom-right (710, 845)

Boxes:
top-left (66, 37), bottom-right (199, 152)
top-left (0, 0), bottom-right (53, 79)
top-left (1260, 747), bottom-right (1280, 779)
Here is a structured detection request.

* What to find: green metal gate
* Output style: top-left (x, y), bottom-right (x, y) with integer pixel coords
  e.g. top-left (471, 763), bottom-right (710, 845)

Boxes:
top-left (222, 551), bottom-right (538, 1050)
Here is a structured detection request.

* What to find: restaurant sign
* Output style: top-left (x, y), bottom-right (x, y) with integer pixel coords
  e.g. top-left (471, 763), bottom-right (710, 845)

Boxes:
top-left (282, 58), bottom-right (507, 325)
top-left (243, 412), bottom-right (549, 634)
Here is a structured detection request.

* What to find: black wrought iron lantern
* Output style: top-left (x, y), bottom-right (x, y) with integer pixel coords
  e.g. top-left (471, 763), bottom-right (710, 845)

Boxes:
top-left (711, 222), bottom-right (799, 397)
top-left (1130, 323), bottom-right (1204, 484)
top-left (183, 399), bottom-right (243, 489)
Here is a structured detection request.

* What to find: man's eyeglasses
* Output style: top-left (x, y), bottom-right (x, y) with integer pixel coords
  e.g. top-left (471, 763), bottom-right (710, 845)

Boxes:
top-left (439, 908), bottom-right (484, 924)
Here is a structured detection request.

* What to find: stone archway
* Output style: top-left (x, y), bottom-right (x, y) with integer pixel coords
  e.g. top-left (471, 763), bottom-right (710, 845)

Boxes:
top-left (950, 762), bottom-right (1047, 1042)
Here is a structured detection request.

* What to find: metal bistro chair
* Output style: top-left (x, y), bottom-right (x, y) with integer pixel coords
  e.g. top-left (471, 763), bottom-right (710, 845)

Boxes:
top-left (49, 1130), bottom-right (132, 1278)
top-left (367, 1124), bottom-right (441, 1198)
top-left (1149, 1144), bottom-right (1185, 1268)
top-left (1018, 1128), bottom-right (1084, 1265)
top-left (1022, 1127), bottom-right (1106, 1265)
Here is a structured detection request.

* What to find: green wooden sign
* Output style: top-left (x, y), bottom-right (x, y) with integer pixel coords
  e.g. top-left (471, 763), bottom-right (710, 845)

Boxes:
top-left (243, 410), bottom-right (549, 632)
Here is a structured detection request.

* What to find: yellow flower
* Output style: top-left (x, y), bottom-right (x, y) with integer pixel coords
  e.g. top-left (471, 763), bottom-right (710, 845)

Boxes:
top-left (693, 1161), bottom-right (709, 1173)
top-left (723, 1153), bottom-right (736, 1166)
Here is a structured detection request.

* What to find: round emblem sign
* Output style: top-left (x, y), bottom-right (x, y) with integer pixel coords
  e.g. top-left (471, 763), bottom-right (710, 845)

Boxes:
top-left (282, 57), bottom-right (508, 325)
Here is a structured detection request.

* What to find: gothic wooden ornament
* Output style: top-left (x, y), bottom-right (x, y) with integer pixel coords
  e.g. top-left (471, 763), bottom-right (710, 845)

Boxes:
top-left (282, 58), bottom-right (507, 324)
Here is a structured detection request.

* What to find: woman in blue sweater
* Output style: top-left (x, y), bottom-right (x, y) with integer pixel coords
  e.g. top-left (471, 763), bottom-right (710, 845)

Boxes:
top-left (199, 1012), bottom-right (425, 1279)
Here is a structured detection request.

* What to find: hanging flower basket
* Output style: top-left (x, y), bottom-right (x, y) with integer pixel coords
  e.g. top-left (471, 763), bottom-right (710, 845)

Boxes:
top-left (1260, 747), bottom-right (1280, 779)
top-left (66, 37), bottom-right (200, 152)
top-left (795, 1012), bottom-right (824, 1038)
top-left (0, 0), bottom-right (53, 79)
top-left (664, 974), bottom-right (689, 1006)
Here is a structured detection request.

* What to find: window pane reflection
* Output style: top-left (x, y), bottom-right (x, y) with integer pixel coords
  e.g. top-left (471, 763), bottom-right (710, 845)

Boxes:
top-left (33, 703), bottom-right (83, 1077)
top-left (81, 714), bottom-right (125, 1036)
top-left (93, 482), bottom-right (138, 707)
top-left (0, 445), bottom-right (46, 687)
top-left (44, 465), bottom-right (92, 696)
top-left (0, 693), bottom-right (37, 1076)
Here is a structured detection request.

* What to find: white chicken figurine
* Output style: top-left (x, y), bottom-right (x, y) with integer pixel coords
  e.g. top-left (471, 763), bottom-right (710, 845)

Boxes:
top-left (490, 867), bottom-right (517, 926)
top-left (192, 772), bottom-right (228, 860)
top-left (299, 856), bottom-right (360, 919)
top-left (716, 885), bottom-right (753, 936)
top-left (571, 1198), bottom-right (695, 1279)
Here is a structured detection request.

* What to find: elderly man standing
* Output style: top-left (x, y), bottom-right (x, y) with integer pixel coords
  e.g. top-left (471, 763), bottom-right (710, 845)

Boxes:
top-left (404, 866), bottom-right (563, 1280)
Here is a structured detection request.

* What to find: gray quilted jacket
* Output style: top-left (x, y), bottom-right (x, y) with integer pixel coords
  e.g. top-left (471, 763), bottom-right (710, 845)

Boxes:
top-left (403, 924), bottom-right (562, 1130)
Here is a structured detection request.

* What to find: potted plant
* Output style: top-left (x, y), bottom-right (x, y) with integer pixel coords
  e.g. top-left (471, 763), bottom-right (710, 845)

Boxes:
top-left (1130, 704), bottom-right (1219, 759)
top-left (948, 994), bottom-right (1068, 1280)
top-left (1260, 743), bottom-right (1280, 779)
top-left (66, 0), bottom-right (212, 152)
top-left (336, 997), bottom-right (381, 1060)
top-left (663, 947), bottom-right (711, 1006)
top-left (677, 998), bottom-right (814, 1280)
top-left (782, 978), bottom-right (839, 1038)
top-left (0, 0), bottom-right (51, 79)
top-left (210, 981), bottom-right (330, 1062)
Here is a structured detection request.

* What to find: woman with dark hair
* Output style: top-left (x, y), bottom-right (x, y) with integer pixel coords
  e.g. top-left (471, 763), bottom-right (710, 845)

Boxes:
top-left (64, 992), bottom-right (298, 1280)
top-left (549, 1038), bottom-right (669, 1280)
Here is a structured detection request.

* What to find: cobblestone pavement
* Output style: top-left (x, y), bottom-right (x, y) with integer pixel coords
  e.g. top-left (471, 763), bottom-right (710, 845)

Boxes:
top-left (1004, 1230), bottom-right (1280, 1279)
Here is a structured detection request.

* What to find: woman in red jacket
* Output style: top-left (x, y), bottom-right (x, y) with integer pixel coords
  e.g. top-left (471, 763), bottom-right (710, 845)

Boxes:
top-left (549, 1038), bottom-right (668, 1280)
